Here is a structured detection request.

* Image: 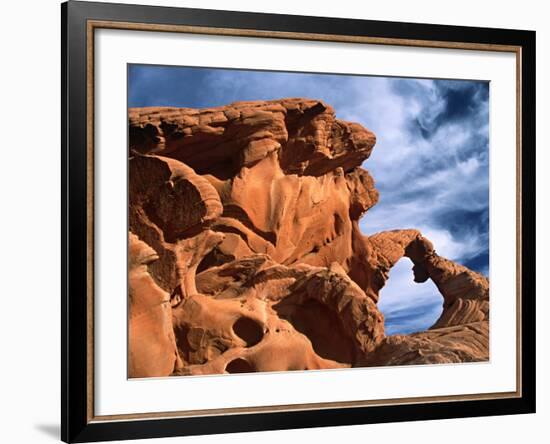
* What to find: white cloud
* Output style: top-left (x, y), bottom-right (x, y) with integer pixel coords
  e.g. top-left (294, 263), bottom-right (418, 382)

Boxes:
top-left (416, 225), bottom-right (483, 261)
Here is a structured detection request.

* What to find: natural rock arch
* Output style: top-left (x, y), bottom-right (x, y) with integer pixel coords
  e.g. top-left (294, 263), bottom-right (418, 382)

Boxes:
top-left (368, 230), bottom-right (489, 329)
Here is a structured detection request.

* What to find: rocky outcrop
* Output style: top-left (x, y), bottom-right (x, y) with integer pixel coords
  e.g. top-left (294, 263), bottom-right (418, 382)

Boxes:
top-left (129, 99), bottom-right (376, 178)
top-left (127, 98), bottom-right (489, 378)
top-left (363, 321), bottom-right (489, 366)
top-left (128, 233), bottom-right (181, 377)
top-left (172, 257), bottom-right (382, 374)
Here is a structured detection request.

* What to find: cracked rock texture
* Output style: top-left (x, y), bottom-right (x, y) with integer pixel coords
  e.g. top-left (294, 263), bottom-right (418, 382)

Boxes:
top-left (127, 98), bottom-right (489, 378)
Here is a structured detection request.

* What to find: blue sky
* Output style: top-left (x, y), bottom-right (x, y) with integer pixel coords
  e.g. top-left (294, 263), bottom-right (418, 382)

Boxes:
top-left (128, 64), bottom-right (489, 336)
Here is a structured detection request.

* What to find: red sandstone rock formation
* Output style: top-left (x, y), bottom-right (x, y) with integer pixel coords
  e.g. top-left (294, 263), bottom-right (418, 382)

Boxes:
top-left (128, 233), bottom-right (181, 377)
top-left (127, 98), bottom-right (489, 378)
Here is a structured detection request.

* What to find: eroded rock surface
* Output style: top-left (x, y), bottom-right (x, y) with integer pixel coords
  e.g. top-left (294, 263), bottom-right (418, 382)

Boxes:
top-left (127, 99), bottom-right (489, 378)
top-left (128, 233), bottom-right (181, 377)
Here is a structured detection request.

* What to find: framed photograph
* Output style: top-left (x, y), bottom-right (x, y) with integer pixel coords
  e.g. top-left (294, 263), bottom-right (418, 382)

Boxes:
top-left (61, 1), bottom-right (536, 442)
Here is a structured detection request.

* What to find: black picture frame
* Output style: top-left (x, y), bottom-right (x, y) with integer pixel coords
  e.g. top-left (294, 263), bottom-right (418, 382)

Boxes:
top-left (61, 1), bottom-right (536, 442)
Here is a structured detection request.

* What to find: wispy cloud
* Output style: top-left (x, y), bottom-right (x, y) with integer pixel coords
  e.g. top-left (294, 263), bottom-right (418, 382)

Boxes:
top-left (128, 65), bottom-right (489, 335)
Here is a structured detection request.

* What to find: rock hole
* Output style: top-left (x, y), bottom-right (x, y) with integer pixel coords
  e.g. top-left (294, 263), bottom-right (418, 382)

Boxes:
top-left (172, 324), bottom-right (192, 363)
top-left (232, 317), bottom-right (264, 347)
top-left (274, 299), bottom-right (354, 364)
top-left (334, 213), bottom-right (345, 236)
top-left (170, 285), bottom-right (184, 308)
top-left (196, 248), bottom-right (233, 274)
top-left (378, 257), bottom-right (443, 335)
top-left (225, 358), bottom-right (254, 374)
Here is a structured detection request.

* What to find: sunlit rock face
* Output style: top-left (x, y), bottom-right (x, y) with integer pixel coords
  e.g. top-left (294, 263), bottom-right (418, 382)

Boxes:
top-left (127, 98), bottom-right (489, 378)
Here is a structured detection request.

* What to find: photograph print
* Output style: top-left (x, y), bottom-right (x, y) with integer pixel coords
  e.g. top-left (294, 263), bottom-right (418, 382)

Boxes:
top-left (127, 65), bottom-right (490, 378)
